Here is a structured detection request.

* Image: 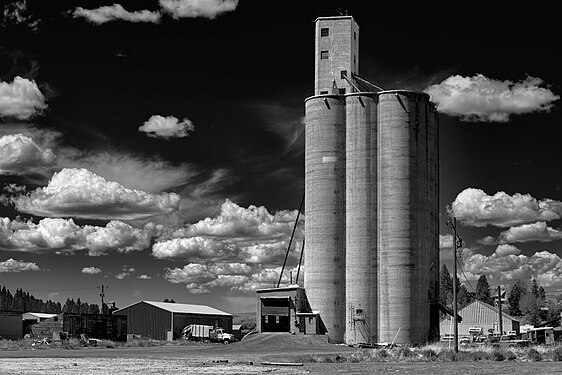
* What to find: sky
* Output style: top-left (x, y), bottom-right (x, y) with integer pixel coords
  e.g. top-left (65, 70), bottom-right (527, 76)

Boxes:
top-left (0, 0), bottom-right (561, 314)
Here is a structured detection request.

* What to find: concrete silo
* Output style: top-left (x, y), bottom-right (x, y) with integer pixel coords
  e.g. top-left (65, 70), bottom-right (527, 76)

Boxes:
top-left (376, 91), bottom-right (436, 344)
top-left (345, 92), bottom-right (378, 345)
top-left (304, 95), bottom-right (346, 343)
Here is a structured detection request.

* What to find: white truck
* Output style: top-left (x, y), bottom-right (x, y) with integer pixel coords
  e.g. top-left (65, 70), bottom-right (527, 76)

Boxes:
top-left (181, 324), bottom-right (234, 344)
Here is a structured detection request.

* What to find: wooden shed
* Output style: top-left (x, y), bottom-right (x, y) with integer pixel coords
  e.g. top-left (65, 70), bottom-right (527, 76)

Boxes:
top-left (113, 301), bottom-right (232, 340)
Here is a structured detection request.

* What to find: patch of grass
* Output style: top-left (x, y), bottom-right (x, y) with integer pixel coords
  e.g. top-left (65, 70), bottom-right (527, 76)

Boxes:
top-left (467, 350), bottom-right (490, 361)
top-left (420, 348), bottom-right (437, 361)
top-left (549, 346), bottom-right (562, 361)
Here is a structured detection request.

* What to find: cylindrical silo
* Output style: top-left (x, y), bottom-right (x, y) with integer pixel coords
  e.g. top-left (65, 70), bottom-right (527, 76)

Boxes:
top-left (377, 90), bottom-right (433, 344)
top-left (304, 95), bottom-right (346, 343)
top-left (345, 93), bottom-right (378, 345)
top-left (428, 103), bottom-right (440, 341)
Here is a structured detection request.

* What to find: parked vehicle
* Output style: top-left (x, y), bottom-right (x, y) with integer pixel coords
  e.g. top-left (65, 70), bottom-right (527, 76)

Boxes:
top-left (460, 336), bottom-right (471, 344)
top-left (181, 324), bottom-right (235, 344)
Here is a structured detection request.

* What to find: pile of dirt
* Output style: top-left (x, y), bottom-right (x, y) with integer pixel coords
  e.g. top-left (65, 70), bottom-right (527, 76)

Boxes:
top-left (217, 333), bottom-right (352, 353)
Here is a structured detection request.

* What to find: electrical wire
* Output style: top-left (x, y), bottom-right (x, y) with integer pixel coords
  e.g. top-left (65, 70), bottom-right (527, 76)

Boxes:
top-left (456, 258), bottom-right (475, 292)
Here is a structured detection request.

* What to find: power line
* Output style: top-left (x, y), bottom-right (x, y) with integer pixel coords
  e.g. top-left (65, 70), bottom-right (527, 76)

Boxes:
top-left (456, 259), bottom-right (475, 292)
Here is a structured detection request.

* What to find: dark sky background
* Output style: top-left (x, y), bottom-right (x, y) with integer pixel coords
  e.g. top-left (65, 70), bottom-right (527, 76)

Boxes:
top-left (1, 1), bottom-right (561, 313)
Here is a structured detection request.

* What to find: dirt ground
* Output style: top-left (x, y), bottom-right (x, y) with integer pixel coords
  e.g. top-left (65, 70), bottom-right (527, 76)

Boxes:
top-left (1, 334), bottom-right (561, 374)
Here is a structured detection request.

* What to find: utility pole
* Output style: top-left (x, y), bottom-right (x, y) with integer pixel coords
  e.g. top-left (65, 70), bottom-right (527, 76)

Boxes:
top-left (497, 285), bottom-right (503, 338)
top-left (99, 285), bottom-right (107, 314)
top-left (447, 217), bottom-right (462, 353)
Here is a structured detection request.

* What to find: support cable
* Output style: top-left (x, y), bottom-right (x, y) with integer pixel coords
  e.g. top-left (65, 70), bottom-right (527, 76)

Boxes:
top-left (276, 193), bottom-right (305, 288)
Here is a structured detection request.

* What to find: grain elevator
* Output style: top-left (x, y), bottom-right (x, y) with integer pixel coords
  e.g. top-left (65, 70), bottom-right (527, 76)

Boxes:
top-left (304, 15), bottom-right (440, 345)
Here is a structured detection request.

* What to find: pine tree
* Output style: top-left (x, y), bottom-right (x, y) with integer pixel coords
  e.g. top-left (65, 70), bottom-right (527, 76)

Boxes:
top-left (508, 280), bottom-right (527, 316)
top-left (440, 264), bottom-right (453, 305)
top-left (475, 275), bottom-right (494, 305)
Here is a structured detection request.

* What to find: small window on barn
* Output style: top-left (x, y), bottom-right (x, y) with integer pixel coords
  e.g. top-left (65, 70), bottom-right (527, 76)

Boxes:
top-left (321, 28), bottom-right (329, 37)
top-left (264, 316), bottom-right (268, 323)
top-left (275, 315), bottom-right (280, 323)
top-left (356, 309), bottom-right (363, 315)
top-left (53, 316), bottom-right (58, 321)
top-left (320, 90), bottom-right (329, 94)
top-left (320, 50), bottom-right (329, 60)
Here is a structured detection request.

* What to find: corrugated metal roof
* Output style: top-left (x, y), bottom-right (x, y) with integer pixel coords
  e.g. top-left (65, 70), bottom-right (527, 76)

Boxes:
top-left (22, 312), bottom-right (58, 319)
top-left (115, 300), bottom-right (232, 316)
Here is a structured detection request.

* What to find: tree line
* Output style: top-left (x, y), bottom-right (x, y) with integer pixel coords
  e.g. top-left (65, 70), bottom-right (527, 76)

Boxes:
top-left (440, 265), bottom-right (561, 325)
top-left (0, 285), bottom-right (100, 314)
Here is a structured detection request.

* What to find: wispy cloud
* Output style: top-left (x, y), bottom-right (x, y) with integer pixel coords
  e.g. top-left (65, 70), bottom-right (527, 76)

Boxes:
top-left (424, 74), bottom-right (559, 122)
top-left (73, 4), bottom-right (161, 24)
top-left (138, 115), bottom-right (194, 139)
top-left (0, 76), bottom-right (47, 119)
top-left (0, 258), bottom-right (40, 272)
top-left (451, 188), bottom-right (562, 227)
top-left (73, 0), bottom-right (239, 24)
top-left (1, 1), bottom-right (40, 31)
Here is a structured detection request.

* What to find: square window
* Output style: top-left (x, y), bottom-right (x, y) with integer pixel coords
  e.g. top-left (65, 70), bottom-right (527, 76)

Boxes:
top-left (356, 309), bottom-right (363, 315)
top-left (338, 88), bottom-right (346, 94)
top-left (321, 28), bottom-right (329, 37)
top-left (320, 50), bottom-right (329, 60)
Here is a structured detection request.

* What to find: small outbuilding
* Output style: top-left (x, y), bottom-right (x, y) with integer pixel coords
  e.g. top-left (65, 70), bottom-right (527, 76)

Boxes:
top-left (440, 300), bottom-right (520, 339)
top-left (113, 300), bottom-right (232, 340)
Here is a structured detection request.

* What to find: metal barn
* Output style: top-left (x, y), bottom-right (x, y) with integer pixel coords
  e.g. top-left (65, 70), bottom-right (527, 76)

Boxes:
top-left (113, 301), bottom-right (232, 340)
top-left (440, 300), bottom-right (520, 338)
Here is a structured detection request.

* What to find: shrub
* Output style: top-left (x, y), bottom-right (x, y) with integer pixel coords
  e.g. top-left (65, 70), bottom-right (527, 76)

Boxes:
top-left (549, 346), bottom-right (562, 361)
top-left (468, 350), bottom-right (490, 361)
top-left (396, 347), bottom-right (414, 358)
top-left (420, 348), bottom-right (437, 361)
top-left (527, 348), bottom-right (542, 362)
top-left (437, 349), bottom-right (457, 362)
top-left (490, 350), bottom-right (505, 361)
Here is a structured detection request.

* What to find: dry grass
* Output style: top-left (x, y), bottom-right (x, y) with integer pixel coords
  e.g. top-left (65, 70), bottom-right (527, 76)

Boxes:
top-left (291, 343), bottom-right (562, 363)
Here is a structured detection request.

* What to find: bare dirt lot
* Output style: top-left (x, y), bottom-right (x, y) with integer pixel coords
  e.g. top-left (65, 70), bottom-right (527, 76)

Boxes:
top-left (1, 334), bottom-right (561, 374)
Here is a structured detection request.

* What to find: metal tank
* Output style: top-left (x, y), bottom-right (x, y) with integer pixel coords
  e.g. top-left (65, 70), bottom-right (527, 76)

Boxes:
top-left (377, 90), bottom-right (434, 344)
top-left (304, 94), bottom-right (346, 343)
top-left (344, 92), bottom-right (378, 345)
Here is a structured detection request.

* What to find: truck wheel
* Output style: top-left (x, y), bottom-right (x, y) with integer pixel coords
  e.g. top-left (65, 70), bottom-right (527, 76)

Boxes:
top-left (223, 340), bottom-right (229, 345)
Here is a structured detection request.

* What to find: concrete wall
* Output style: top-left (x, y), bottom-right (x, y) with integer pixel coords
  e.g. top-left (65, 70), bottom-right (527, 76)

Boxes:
top-left (345, 93), bottom-right (378, 345)
top-left (304, 96), bottom-right (346, 343)
top-left (315, 16), bottom-right (359, 95)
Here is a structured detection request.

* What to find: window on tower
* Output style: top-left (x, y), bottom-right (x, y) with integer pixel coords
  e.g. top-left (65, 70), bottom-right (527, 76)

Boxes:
top-left (320, 50), bottom-right (329, 59)
top-left (321, 28), bottom-right (329, 37)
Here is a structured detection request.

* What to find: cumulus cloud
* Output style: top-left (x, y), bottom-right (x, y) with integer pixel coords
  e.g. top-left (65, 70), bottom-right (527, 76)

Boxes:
top-left (138, 115), bottom-right (194, 139)
top-left (461, 246), bottom-right (562, 289)
top-left (82, 266), bottom-right (101, 274)
top-left (157, 200), bottom-right (303, 293)
top-left (476, 236), bottom-right (497, 246)
top-left (116, 266), bottom-right (135, 279)
top-left (12, 168), bottom-right (180, 220)
top-left (498, 221), bottom-right (562, 244)
top-left (0, 134), bottom-right (55, 176)
top-left (73, 4), bottom-right (161, 24)
top-left (164, 262), bottom-right (293, 294)
top-left (0, 258), bottom-right (40, 272)
top-left (73, 0), bottom-right (238, 24)
top-left (153, 199), bottom-right (302, 264)
top-left (137, 274), bottom-right (151, 279)
top-left (0, 76), bottom-right (47, 119)
top-left (451, 188), bottom-right (562, 227)
top-left (424, 74), bottom-right (559, 122)
top-left (159, 0), bottom-right (238, 20)
top-left (0, 217), bottom-right (152, 256)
